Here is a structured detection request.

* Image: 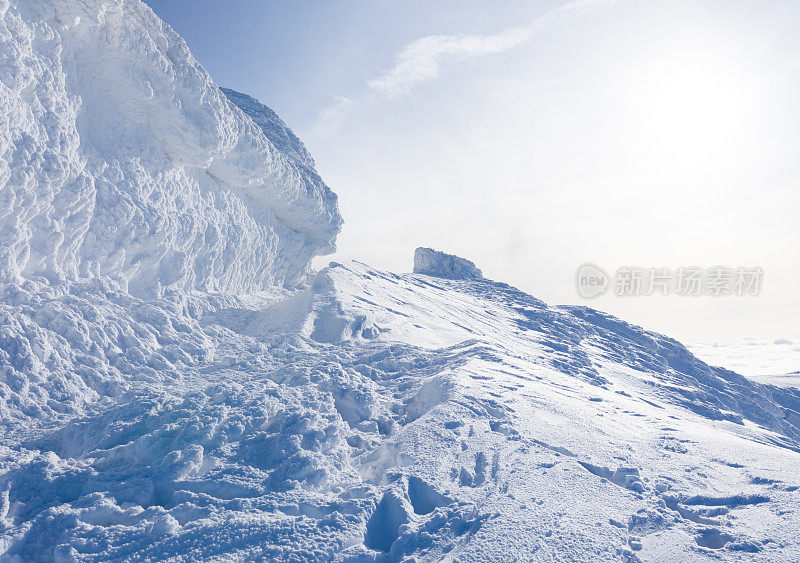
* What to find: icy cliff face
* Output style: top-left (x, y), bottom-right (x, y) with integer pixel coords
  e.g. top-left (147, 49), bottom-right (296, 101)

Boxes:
top-left (0, 0), bottom-right (341, 297)
top-left (0, 0), bottom-right (341, 444)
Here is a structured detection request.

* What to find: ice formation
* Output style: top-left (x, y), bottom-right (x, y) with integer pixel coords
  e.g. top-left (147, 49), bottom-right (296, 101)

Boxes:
top-left (413, 247), bottom-right (483, 280)
top-left (0, 0), bottom-right (341, 297)
top-left (2, 0), bottom-right (800, 561)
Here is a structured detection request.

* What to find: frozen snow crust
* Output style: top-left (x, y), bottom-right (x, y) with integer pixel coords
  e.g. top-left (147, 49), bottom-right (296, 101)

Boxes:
top-left (3, 0), bottom-right (800, 560)
top-left (0, 0), bottom-right (341, 297)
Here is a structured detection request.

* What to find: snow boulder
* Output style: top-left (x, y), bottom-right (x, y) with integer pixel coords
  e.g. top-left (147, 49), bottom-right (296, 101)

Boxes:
top-left (413, 247), bottom-right (483, 280)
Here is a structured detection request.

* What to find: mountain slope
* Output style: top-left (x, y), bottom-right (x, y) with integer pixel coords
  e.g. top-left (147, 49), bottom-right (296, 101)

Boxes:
top-left (2, 257), bottom-right (799, 561)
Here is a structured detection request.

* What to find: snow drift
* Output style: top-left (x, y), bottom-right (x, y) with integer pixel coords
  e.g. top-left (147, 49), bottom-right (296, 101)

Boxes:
top-left (0, 0), bottom-right (340, 443)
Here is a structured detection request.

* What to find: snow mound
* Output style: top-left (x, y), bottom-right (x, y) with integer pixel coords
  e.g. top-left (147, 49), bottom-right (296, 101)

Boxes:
top-left (413, 247), bottom-right (483, 280)
top-left (0, 0), bottom-right (341, 449)
top-left (0, 0), bottom-right (341, 297)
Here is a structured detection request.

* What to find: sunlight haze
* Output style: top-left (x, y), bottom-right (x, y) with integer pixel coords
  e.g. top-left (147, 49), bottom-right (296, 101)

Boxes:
top-left (145, 0), bottom-right (800, 343)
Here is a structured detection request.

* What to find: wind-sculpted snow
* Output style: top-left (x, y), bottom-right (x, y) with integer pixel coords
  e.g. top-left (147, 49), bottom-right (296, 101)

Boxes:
top-left (220, 88), bottom-right (316, 169)
top-left (2, 258), bottom-right (800, 560)
top-left (0, 0), bottom-right (341, 296)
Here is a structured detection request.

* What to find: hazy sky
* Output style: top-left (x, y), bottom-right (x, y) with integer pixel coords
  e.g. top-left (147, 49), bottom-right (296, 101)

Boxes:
top-left (144, 0), bottom-right (799, 343)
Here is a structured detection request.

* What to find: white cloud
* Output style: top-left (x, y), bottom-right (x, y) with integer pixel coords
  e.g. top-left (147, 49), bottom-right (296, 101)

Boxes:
top-left (311, 96), bottom-right (353, 139)
top-left (314, 0), bottom-right (606, 135)
top-left (367, 27), bottom-right (532, 101)
top-left (366, 0), bottom-right (605, 101)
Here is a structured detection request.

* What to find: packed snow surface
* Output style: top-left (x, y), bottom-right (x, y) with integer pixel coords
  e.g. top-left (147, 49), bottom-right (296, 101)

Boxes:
top-left (2, 0), bottom-right (800, 561)
top-left (3, 256), bottom-right (800, 561)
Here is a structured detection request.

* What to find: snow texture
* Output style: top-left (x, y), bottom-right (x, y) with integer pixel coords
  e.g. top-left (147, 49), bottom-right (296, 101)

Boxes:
top-left (413, 247), bottom-right (483, 280)
top-left (0, 0), bottom-right (341, 298)
top-left (2, 1), bottom-right (800, 561)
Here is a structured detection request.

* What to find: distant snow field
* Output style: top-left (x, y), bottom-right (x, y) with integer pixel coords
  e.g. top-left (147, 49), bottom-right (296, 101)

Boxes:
top-left (2, 0), bottom-right (800, 561)
top-left (690, 338), bottom-right (800, 388)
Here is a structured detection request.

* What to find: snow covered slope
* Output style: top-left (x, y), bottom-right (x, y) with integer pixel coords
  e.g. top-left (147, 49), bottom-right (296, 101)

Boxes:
top-left (2, 252), bottom-right (800, 560)
top-left (2, 0), bottom-right (800, 561)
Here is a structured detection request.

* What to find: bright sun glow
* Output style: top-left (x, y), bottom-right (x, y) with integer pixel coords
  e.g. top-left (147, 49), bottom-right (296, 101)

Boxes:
top-left (628, 43), bottom-right (762, 173)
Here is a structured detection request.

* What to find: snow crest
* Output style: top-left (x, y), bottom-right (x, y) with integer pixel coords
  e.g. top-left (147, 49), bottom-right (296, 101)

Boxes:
top-left (0, 0), bottom-right (341, 296)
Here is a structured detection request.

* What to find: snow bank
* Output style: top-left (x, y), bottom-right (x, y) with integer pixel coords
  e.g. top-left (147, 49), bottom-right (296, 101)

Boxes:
top-left (0, 0), bottom-right (342, 444)
top-left (0, 0), bottom-right (341, 297)
top-left (413, 247), bottom-right (483, 280)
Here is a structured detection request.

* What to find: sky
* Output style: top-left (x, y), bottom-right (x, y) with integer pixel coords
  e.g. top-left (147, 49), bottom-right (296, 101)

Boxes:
top-left (144, 0), bottom-right (800, 344)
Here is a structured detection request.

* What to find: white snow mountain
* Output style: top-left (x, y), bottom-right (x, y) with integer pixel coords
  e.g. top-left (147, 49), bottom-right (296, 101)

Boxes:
top-left (1, 1), bottom-right (799, 561)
